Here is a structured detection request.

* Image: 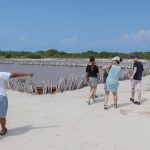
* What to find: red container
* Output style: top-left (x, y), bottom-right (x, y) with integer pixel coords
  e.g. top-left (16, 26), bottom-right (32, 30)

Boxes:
top-left (36, 87), bottom-right (43, 94)
top-left (51, 87), bottom-right (56, 93)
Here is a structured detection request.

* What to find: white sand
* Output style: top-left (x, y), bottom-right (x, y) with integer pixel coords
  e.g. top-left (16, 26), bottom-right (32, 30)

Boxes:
top-left (0, 75), bottom-right (150, 150)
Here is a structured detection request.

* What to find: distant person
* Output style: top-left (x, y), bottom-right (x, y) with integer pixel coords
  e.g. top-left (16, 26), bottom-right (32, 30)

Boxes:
top-left (102, 56), bottom-right (122, 109)
top-left (0, 72), bottom-right (33, 135)
top-left (130, 55), bottom-right (144, 105)
top-left (84, 56), bottom-right (100, 105)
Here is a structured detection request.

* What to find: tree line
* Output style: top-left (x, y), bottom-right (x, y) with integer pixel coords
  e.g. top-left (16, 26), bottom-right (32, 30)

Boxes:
top-left (0, 49), bottom-right (150, 59)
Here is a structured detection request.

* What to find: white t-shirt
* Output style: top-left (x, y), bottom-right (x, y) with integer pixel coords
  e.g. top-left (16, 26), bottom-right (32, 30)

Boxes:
top-left (0, 72), bottom-right (11, 96)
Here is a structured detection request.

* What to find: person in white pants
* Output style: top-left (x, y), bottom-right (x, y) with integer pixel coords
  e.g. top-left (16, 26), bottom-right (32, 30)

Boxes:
top-left (130, 55), bottom-right (144, 105)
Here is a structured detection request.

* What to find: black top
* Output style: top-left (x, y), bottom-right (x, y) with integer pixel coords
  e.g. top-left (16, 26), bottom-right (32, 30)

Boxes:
top-left (133, 61), bottom-right (144, 80)
top-left (86, 65), bottom-right (99, 78)
top-left (103, 70), bottom-right (108, 83)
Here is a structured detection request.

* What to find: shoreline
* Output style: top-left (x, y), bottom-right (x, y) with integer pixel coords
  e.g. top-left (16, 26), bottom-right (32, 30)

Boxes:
top-left (0, 58), bottom-right (150, 67)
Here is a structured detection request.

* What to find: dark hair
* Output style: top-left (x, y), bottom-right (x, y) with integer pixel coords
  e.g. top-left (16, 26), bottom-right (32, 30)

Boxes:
top-left (116, 58), bottom-right (122, 64)
top-left (89, 56), bottom-right (95, 62)
top-left (89, 56), bottom-right (95, 71)
top-left (131, 55), bottom-right (140, 59)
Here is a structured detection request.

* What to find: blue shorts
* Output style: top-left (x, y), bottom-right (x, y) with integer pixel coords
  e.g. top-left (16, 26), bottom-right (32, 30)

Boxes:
top-left (105, 80), bottom-right (119, 93)
top-left (0, 95), bottom-right (8, 118)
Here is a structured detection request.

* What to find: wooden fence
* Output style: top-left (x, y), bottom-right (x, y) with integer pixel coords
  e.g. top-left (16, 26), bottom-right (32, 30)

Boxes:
top-left (6, 63), bottom-right (150, 95)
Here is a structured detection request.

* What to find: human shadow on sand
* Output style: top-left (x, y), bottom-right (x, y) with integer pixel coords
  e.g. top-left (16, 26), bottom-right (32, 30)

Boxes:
top-left (108, 103), bottom-right (131, 109)
top-left (140, 98), bottom-right (149, 104)
top-left (0, 125), bottom-right (59, 140)
top-left (92, 98), bottom-right (104, 105)
top-left (108, 98), bottom-right (149, 109)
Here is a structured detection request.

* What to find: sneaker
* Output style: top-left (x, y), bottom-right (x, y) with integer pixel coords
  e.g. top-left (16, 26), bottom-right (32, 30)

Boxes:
top-left (134, 101), bottom-right (141, 105)
top-left (86, 100), bottom-right (91, 105)
top-left (130, 98), bottom-right (134, 103)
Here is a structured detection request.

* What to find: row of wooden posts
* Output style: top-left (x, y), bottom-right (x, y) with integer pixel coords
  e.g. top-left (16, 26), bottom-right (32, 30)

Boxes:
top-left (6, 65), bottom-right (150, 95)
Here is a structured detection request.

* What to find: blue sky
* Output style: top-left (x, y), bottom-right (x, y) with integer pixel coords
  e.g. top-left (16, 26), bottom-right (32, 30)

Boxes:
top-left (0, 0), bottom-right (150, 53)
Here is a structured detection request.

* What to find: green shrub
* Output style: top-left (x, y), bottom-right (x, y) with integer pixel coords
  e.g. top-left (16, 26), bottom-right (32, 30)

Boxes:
top-left (27, 54), bottom-right (42, 59)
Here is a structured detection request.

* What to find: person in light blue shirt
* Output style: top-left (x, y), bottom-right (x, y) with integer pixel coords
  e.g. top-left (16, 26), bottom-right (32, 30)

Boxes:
top-left (102, 56), bottom-right (122, 109)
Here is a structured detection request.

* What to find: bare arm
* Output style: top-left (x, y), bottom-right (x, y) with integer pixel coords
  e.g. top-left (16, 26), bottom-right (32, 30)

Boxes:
top-left (102, 63), bottom-right (112, 70)
top-left (97, 72), bottom-right (100, 84)
top-left (97, 66), bottom-right (100, 80)
top-left (10, 72), bottom-right (33, 78)
top-left (97, 72), bottom-right (100, 79)
top-left (84, 72), bottom-right (88, 84)
top-left (130, 67), bottom-right (137, 80)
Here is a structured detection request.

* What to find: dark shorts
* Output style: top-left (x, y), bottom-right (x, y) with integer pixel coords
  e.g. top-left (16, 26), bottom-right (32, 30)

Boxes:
top-left (0, 95), bottom-right (8, 118)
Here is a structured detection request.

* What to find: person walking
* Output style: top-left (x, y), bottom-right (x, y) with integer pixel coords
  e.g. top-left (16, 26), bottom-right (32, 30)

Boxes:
top-left (84, 56), bottom-right (99, 105)
top-left (103, 56), bottom-right (122, 109)
top-left (130, 55), bottom-right (144, 105)
top-left (0, 72), bottom-right (33, 135)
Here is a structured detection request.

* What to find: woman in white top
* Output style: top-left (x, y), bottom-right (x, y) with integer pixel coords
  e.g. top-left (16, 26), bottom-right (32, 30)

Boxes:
top-left (0, 72), bottom-right (33, 135)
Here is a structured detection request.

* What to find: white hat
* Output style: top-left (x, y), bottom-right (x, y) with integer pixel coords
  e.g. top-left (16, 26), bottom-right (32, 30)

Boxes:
top-left (112, 56), bottom-right (120, 61)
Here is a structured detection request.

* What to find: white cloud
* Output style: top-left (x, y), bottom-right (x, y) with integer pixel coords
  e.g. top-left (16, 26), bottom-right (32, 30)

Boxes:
top-left (18, 36), bottom-right (29, 46)
top-left (95, 29), bottom-right (150, 51)
top-left (18, 35), bottom-right (31, 46)
top-left (61, 36), bottom-right (79, 46)
top-left (121, 29), bottom-right (150, 43)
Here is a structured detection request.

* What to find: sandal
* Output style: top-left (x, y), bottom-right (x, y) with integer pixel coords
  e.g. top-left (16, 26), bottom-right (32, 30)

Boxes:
top-left (114, 104), bottom-right (118, 108)
top-left (0, 128), bottom-right (7, 136)
top-left (104, 104), bottom-right (108, 110)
